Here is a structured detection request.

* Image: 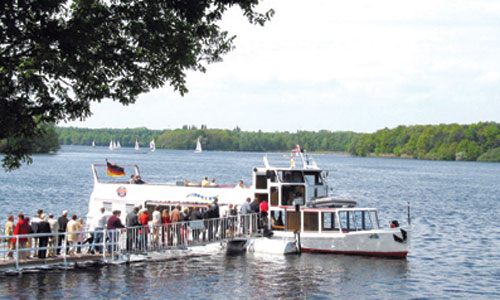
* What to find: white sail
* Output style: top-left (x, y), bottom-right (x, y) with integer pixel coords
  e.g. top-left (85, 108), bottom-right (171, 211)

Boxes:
top-left (117, 141), bottom-right (121, 149)
top-left (150, 139), bottom-right (156, 152)
top-left (92, 140), bottom-right (95, 147)
top-left (195, 138), bottom-right (202, 153)
top-left (135, 138), bottom-right (140, 151)
top-left (109, 140), bottom-right (114, 150)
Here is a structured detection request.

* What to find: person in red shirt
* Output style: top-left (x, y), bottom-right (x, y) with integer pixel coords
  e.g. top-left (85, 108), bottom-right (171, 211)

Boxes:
top-left (259, 200), bottom-right (269, 229)
top-left (138, 209), bottom-right (150, 250)
top-left (12, 213), bottom-right (30, 259)
top-left (161, 209), bottom-right (170, 246)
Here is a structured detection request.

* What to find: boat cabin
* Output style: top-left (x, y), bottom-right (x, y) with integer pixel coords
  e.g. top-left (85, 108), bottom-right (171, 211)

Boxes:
top-left (269, 207), bottom-right (380, 233)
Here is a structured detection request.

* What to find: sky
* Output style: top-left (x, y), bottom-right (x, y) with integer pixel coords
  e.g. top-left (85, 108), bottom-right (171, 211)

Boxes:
top-left (62, 0), bottom-right (500, 133)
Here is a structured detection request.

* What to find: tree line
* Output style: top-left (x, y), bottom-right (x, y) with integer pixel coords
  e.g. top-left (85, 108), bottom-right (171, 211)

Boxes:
top-left (348, 122), bottom-right (500, 162)
top-left (55, 122), bottom-right (500, 162)
top-left (56, 126), bottom-right (358, 153)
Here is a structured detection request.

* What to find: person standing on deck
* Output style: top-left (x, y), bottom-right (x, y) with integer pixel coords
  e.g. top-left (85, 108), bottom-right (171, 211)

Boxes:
top-left (259, 200), bottom-right (269, 229)
top-left (234, 180), bottom-right (244, 189)
top-left (92, 208), bottom-right (109, 254)
top-left (12, 213), bottom-right (30, 259)
top-left (4, 215), bottom-right (15, 259)
top-left (211, 198), bottom-right (220, 238)
top-left (152, 206), bottom-right (161, 247)
top-left (240, 198), bottom-right (252, 234)
top-left (107, 210), bottom-right (124, 253)
top-left (31, 209), bottom-right (43, 257)
top-left (57, 210), bottom-right (69, 255)
top-left (201, 177), bottom-right (209, 187)
top-left (138, 209), bottom-right (150, 250)
top-left (161, 209), bottom-right (171, 246)
top-left (170, 206), bottom-right (182, 245)
top-left (37, 214), bottom-right (51, 259)
top-left (66, 215), bottom-right (79, 256)
top-left (126, 207), bottom-right (139, 251)
top-left (48, 214), bottom-right (59, 257)
top-left (250, 199), bottom-right (260, 213)
top-left (189, 206), bottom-right (203, 242)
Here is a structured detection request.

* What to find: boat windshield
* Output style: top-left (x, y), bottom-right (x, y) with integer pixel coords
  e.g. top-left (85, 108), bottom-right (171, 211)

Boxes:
top-left (278, 170), bottom-right (304, 183)
top-left (303, 171), bottom-right (323, 185)
top-left (337, 210), bottom-right (379, 231)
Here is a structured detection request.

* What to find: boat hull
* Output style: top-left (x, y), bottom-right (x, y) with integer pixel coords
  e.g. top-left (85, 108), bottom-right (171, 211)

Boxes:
top-left (247, 237), bottom-right (299, 255)
top-left (275, 227), bottom-right (410, 258)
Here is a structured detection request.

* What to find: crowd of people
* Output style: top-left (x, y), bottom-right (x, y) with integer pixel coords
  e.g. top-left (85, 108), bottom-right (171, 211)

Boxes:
top-left (3, 195), bottom-right (270, 260)
top-left (3, 209), bottom-right (91, 260)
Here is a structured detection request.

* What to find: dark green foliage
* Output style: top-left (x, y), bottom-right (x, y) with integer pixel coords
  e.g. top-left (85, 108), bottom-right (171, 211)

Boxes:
top-left (347, 122), bottom-right (500, 162)
top-left (477, 147), bottom-right (500, 162)
top-left (0, 122), bottom-right (60, 170)
top-left (0, 0), bottom-right (274, 170)
top-left (57, 127), bottom-right (360, 153)
top-left (55, 122), bottom-right (500, 163)
top-left (56, 127), bottom-right (163, 148)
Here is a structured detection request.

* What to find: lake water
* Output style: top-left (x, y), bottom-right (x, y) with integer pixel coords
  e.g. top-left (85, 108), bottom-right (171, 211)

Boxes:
top-left (0, 146), bottom-right (499, 299)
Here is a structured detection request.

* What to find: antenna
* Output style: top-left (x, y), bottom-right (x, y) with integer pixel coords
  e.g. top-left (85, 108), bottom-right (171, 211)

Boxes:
top-left (407, 201), bottom-right (411, 225)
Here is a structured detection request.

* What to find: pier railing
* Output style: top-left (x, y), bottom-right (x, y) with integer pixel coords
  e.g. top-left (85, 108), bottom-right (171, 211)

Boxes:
top-left (0, 213), bottom-right (260, 271)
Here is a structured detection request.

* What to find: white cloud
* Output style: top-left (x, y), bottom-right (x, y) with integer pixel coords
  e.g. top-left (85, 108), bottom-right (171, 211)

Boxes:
top-left (63, 0), bottom-right (500, 133)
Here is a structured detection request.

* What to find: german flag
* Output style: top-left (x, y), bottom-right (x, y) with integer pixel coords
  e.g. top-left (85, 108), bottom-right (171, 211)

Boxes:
top-left (107, 161), bottom-right (125, 177)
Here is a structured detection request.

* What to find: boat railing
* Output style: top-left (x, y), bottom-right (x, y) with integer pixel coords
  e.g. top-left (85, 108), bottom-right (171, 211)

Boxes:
top-left (0, 213), bottom-right (260, 271)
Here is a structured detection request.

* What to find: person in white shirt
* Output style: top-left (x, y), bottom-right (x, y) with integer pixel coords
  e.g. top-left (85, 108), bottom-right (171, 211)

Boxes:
top-left (91, 208), bottom-right (109, 253)
top-left (152, 206), bottom-right (162, 246)
top-left (48, 214), bottom-right (59, 257)
top-left (234, 180), bottom-right (244, 189)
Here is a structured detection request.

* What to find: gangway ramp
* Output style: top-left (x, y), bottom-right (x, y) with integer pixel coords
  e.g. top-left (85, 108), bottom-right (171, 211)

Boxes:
top-left (0, 214), bottom-right (260, 274)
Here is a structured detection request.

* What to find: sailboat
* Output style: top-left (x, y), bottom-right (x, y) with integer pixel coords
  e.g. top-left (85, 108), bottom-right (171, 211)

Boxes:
top-left (92, 140), bottom-right (95, 147)
top-left (195, 137), bottom-right (202, 153)
top-left (135, 138), bottom-right (140, 151)
top-left (150, 139), bottom-right (156, 152)
top-left (116, 141), bottom-right (121, 149)
top-left (109, 140), bottom-right (114, 151)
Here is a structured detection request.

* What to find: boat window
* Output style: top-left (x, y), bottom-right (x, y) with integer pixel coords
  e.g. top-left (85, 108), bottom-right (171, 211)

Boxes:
top-left (256, 175), bottom-right (267, 189)
top-left (286, 211), bottom-right (301, 232)
top-left (271, 210), bottom-right (284, 231)
top-left (338, 211), bottom-right (356, 232)
top-left (270, 187), bottom-right (279, 206)
top-left (304, 171), bottom-right (323, 185)
top-left (369, 211), bottom-right (380, 229)
top-left (281, 185), bottom-right (305, 206)
top-left (363, 211), bottom-right (373, 230)
top-left (254, 193), bottom-right (268, 203)
top-left (349, 212), bottom-right (357, 231)
top-left (353, 211), bottom-right (364, 231)
top-left (303, 212), bottom-right (319, 232)
top-left (269, 171), bottom-right (278, 183)
top-left (279, 171), bottom-right (304, 183)
top-left (322, 212), bottom-right (338, 232)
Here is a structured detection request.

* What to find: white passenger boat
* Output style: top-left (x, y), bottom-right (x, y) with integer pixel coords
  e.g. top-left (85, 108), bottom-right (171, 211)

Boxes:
top-left (87, 147), bottom-right (411, 258)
